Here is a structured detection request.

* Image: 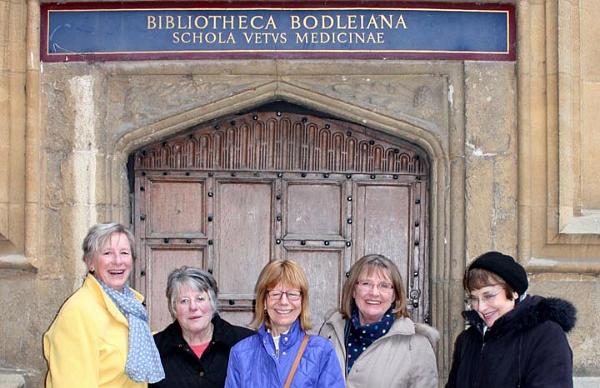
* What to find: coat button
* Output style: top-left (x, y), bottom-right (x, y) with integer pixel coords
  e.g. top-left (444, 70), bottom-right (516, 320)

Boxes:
top-left (199, 371), bottom-right (205, 377)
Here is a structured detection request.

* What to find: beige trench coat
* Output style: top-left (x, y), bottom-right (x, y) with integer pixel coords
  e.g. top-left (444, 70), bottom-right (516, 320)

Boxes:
top-left (319, 311), bottom-right (439, 388)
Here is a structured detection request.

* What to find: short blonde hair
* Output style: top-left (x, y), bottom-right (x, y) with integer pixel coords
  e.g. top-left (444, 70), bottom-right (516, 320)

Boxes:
top-left (251, 260), bottom-right (312, 331)
top-left (341, 254), bottom-right (409, 320)
top-left (82, 223), bottom-right (136, 268)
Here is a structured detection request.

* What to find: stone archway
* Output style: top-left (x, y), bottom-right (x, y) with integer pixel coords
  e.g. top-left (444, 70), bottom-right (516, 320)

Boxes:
top-left (107, 80), bottom-right (465, 373)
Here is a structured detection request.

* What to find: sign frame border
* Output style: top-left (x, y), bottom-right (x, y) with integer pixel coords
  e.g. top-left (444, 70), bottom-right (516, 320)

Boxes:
top-left (40, 1), bottom-right (516, 62)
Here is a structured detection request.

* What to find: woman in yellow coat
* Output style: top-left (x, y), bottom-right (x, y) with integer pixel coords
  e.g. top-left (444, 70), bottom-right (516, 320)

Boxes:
top-left (43, 223), bottom-right (164, 387)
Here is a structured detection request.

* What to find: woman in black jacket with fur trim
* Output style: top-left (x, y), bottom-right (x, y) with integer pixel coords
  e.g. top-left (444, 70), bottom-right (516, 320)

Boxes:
top-left (446, 251), bottom-right (576, 388)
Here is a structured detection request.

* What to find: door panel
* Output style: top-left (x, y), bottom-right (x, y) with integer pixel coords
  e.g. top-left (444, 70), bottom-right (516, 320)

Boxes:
top-left (133, 109), bottom-right (430, 331)
top-left (147, 180), bottom-right (206, 236)
top-left (354, 183), bottom-right (411, 277)
top-left (287, 248), bottom-right (344, 326)
top-left (215, 180), bottom-right (273, 296)
top-left (285, 181), bottom-right (344, 239)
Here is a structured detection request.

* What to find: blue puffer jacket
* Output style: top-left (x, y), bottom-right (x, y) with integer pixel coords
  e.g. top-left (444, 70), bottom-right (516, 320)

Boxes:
top-left (225, 320), bottom-right (345, 388)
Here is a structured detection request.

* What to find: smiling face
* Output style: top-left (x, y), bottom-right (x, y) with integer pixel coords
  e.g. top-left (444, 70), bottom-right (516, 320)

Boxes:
top-left (469, 285), bottom-right (516, 327)
top-left (88, 232), bottom-right (132, 291)
top-left (352, 268), bottom-right (395, 325)
top-left (174, 284), bottom-right (215, 344)
top-left (265, 282), bottom-right (302, 336)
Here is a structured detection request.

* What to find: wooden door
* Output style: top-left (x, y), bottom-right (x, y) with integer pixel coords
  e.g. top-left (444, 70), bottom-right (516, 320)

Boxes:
top-left (132, 109), bottom-right (429, 331)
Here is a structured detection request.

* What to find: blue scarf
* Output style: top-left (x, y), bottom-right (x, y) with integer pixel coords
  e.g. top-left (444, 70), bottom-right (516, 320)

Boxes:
top-left (99, 280), bottom-right (165, 383)
top-left (346, 306), bottom-right (395, 373)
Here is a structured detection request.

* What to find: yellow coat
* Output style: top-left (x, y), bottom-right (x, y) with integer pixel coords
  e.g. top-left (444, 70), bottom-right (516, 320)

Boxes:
top-left (43, 274), bottom-right (147, 388)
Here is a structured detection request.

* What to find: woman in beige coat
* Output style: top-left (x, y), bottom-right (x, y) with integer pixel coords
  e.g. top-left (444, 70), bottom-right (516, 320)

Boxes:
top-left (319, 254), bottom-right (438, 387)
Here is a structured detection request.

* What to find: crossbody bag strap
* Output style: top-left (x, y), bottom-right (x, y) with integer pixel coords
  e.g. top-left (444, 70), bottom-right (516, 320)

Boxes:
top-left (284, 334), bottom-right (310, 388)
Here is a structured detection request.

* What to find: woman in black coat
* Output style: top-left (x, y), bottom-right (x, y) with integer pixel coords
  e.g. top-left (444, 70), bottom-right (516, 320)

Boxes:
top-left (446, 251), bottom-right (576, 388)
top-left (151, 266), bottom-right (254, 388)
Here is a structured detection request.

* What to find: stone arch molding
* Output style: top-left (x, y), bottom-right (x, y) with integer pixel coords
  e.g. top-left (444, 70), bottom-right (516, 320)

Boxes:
top-left (107, 80), bottom-right (463, 372)
top-left (109, 80), bottom-right (450, 235)
top-left (115, 81), bottom-right (446, 157)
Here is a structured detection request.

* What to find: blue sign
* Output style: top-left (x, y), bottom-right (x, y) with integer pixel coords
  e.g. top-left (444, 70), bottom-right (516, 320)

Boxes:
top-left (41, 2), bottom-right (515, 61)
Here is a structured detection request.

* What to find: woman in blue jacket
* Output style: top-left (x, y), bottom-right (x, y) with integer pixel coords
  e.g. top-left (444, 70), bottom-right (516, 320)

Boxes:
top-left (225, 259), bottom-right (345, 388)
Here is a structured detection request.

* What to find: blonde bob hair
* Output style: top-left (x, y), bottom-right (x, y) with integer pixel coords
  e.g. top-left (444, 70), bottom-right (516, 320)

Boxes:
top-left (341, 254), bottom-right (409, 320)
top-left (251, 259), bottom-right (312, 331)
top-left (82, 223), bottom-right (136, 269)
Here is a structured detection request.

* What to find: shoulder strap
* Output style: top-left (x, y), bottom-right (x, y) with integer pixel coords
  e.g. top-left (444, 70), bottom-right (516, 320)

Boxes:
top-left (284, 334), bottom-right (310, 388)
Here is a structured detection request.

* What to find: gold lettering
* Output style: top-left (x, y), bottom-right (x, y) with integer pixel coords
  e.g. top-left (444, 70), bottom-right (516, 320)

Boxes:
top-left (285, 13), bottom-right (406, 31)
top-left (243, 32), bottom-right (287, 44)
top-left (296, 32), bottom-right (307, 43)
top-left (378, 15), bottom-right (392, 29)
top-left (304, 15), bottom-right (318, 30)
top-left (205, 32), bottom-right (217, 44)
top-left (322, 15), bottom-right (334, 29)
top-left (147, 16), bottom-right (157, 29)
top-left (194, 16), bottom-right (208, 29)
top-left (265, 15), bottom-right (277, 30)
top-left (294, 31), bottom-right (384, 45)
top-left (250, 16), bottom-right (264, 29)
top-left (206, 15), bottom-right (217, 29)
top-left (223, 15), bottom-right (236, 29)
top-left (396, 15), bottom-right (407, 29)
top-left (366, 15), bottom-right (378, 29)
top-left (165, 16), bottom-right (175, 29)
top-left (347, 15), bottom-right (356, 29)
top-left (172, 31), bottom-right (236, 44)
top-left (335, 15), bottom-right (347, 29)
top-left (290, 15), bottom-right (301, 29)
top-left (175, 16), bottom-right (188, 29)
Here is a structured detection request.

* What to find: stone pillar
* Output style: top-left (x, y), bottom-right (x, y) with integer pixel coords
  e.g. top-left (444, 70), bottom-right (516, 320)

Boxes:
top-left (0, 0), bottom-right (27, 265)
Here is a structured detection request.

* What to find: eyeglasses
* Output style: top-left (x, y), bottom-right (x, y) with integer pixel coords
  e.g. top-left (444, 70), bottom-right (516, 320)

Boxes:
top-left (267, 290), bottom-right (302, 301)
top-left (177, 295), bottom-right (209, 307)
top-left (465, 287), bottom-right (503, 309)
top-left (356, 280), bottom-right (394, 292)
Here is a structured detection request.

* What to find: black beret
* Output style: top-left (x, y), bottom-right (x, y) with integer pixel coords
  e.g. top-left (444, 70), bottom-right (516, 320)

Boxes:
top-left (468, 251), bottom-right (528, 295)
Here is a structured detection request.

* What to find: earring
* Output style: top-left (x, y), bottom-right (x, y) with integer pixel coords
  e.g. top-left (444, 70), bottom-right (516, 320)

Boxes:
top-left (89, 267), bottom-right (95, 273)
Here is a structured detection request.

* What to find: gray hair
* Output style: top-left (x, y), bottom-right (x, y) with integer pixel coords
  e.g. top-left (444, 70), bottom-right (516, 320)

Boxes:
top-left (82, 223), bottom-right (136, 268)
top-left (166, 266), bottom-right (219, 320)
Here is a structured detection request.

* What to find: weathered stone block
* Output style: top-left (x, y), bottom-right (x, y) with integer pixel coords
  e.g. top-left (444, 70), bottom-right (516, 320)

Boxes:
top-left (529, 273), bottom-right (600, 375)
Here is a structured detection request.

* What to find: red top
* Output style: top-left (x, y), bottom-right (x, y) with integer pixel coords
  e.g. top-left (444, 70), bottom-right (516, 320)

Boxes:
top-left (189, 342), bottom-right (210, 358)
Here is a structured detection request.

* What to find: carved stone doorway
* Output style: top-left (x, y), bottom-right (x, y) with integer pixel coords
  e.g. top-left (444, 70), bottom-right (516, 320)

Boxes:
top-left (131, 103), bottom-right (430, 331)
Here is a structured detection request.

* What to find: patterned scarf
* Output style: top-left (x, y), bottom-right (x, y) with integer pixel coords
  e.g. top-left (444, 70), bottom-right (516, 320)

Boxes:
top-left (345, 306), bottom-right (395, 373)
top-left (99, 281), bottom-right (165, 383)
